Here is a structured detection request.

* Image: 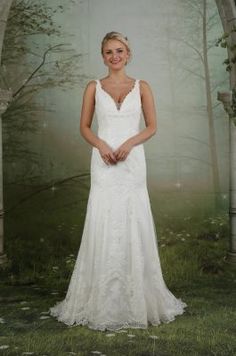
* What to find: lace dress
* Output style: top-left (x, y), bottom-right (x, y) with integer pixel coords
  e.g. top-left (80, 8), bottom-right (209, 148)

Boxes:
top-left (49, 78), bottom-right (187, 331)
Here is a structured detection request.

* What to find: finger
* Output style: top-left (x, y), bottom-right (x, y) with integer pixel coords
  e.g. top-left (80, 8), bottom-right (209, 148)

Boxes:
top-left (108, 157), bottom-right (115, 164)
top-left (104, 157), bottom-right (109, 165)
top-left (108, 154), bottom-right (117, 164)
top-left (109, 152), bottom-right (117, 162)
top-left (119, 151), bottom-right (125, 160)
top-left (111, 151), bottom-right (117, 160)
top-left (115, 151), bottom-right (121, 160)
top-left (113, 152), bottom-right (118, 160)
top-left (106, 154), bottom-right (114, 164)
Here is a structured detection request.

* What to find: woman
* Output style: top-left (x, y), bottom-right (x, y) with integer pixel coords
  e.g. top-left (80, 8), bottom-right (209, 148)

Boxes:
top-left (49, 31), bottom-right (187, 331)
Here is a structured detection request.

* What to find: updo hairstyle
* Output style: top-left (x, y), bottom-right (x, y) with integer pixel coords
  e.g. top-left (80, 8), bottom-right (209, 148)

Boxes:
top-left (101, 31), bottom-right (132, 65)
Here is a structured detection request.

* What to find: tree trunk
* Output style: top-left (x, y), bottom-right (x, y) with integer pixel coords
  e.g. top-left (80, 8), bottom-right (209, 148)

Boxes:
top-left (0, 0), bottom-right (14, 265)
top-left (215, 0), bottom-right (236, 264)
top-left (203, 0), bottom-right (221, 209)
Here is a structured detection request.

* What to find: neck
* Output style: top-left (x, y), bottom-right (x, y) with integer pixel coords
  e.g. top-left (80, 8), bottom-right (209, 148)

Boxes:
top-left (107, 69), bottom-right (128, 82)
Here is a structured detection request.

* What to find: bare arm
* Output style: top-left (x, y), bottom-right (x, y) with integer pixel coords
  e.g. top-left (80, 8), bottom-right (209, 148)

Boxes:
top-left (126, 80), bottom-right (157, 147)
top-left (113, 80), bottom-right (158, 161)
top-left (80, 80), bottom-right (117, 164)
top-left (79, 80), bottom-right (102, 149)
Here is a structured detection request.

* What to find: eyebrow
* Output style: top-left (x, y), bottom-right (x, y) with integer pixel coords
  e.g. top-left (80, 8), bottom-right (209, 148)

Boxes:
top-left (105, 47), bottom-right (123, 51)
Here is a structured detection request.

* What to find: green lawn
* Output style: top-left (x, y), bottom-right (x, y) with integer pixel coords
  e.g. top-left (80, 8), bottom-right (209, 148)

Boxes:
top-left (0, 181), bottom-right (235, 355)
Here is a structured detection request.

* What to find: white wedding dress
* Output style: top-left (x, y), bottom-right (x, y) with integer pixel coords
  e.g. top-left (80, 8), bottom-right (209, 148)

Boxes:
top-left (49, 78), bottom-right (187, 331)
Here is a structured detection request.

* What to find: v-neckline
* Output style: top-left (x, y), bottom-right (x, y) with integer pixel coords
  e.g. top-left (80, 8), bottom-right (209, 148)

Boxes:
top-left (97, 79), bottom-right (137, 112)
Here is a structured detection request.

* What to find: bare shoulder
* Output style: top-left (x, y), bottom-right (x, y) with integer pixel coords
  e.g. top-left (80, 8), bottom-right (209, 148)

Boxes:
top-left (85, 80), bottom-right (97, 91)
top-left (82, 80), bottom-right (97, 102)
top-left (139, 80), bottom-right (153, 96)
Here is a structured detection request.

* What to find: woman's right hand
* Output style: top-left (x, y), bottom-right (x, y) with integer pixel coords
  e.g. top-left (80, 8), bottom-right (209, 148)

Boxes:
top-left (98, 140), bottom-right (117, 165)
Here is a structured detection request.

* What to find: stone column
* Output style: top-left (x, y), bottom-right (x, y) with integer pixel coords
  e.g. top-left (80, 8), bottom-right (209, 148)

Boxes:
top-left (0, 89), bottom-right (12, 265)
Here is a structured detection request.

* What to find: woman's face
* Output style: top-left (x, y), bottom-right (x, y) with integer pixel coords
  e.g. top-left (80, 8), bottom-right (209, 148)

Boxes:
top-left (102, 39), bottom-right (130, 69)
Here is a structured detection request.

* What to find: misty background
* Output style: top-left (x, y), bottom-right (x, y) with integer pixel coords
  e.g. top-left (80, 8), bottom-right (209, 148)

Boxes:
top-left (1, 0), bottom-right (229, 221)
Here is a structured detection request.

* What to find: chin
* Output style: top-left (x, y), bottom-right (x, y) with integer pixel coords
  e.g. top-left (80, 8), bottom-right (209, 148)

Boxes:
top-left (110, 64), bottom-right (125, 69)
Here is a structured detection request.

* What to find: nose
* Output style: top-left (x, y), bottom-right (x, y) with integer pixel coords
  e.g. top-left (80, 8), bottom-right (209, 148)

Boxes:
top-left (112, 52), bottom-right (119, 59)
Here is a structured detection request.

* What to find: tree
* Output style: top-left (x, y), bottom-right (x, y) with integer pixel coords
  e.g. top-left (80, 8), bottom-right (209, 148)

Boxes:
top-left (215, 0), bottom-right (236, 264)
top-left (1, 0), bottom-right (83, 174)
top-left (0, 0), bottom-right (14, 265)
top-left (0, 0), bottom-right (82, 265)
top-left (172, 0), bottom-right (227, 209)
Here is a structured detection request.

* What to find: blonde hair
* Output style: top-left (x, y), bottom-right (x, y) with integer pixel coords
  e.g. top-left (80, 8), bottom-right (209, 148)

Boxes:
top-left (101, 31), bottom-right (132, 65)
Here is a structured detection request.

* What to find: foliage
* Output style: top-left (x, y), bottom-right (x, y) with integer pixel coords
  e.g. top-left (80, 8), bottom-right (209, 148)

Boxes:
top-left (215, 25), bottom-right (236, 72)
top-left (216, 25), bottom-right (236, 122)
top-left (0, 0), bottom-right (82, 170)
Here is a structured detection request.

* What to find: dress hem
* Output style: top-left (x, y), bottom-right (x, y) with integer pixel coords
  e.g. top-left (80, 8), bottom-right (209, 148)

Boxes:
top-left (49, 299), bottom-right (187, 332)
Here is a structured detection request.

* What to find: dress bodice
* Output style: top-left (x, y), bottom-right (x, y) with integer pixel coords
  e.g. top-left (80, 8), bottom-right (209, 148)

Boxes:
top-left (94, 79), bottom-right (142, 147)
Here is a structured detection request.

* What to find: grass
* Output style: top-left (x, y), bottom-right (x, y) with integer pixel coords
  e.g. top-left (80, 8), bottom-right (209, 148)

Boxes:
top-left (0, 179), bottom-right (235, 355)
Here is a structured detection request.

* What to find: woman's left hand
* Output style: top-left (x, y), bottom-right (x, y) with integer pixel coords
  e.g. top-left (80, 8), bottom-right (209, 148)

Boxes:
top-left (113, 140), bottom-right (134, 161)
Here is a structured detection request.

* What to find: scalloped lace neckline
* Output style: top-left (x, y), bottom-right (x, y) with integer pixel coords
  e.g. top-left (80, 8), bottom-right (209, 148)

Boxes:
top-left (98, 79), bottom-right (137, 111)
